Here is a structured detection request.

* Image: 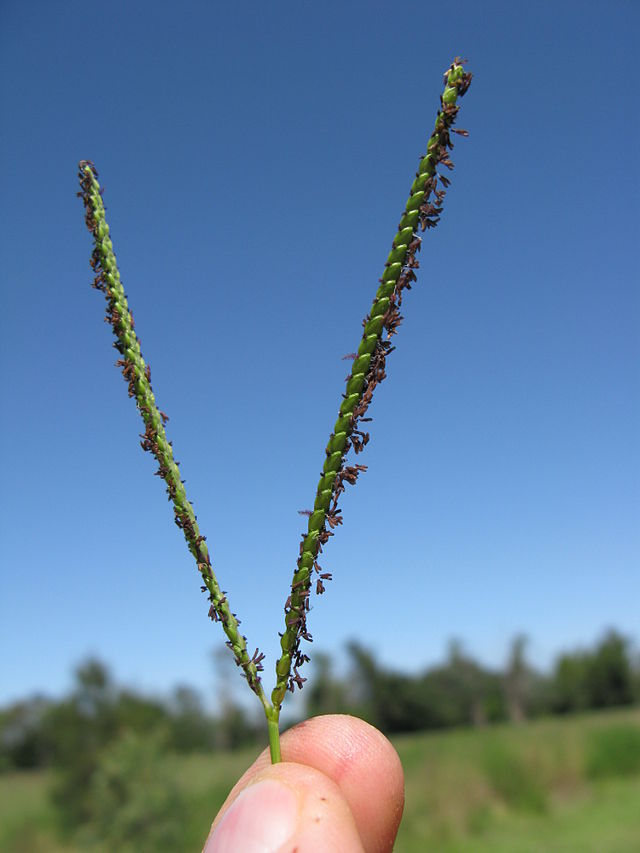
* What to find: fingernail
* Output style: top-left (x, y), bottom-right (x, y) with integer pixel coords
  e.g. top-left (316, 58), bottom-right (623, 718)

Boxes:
top-left (205, 778), bottom-right (299, 853)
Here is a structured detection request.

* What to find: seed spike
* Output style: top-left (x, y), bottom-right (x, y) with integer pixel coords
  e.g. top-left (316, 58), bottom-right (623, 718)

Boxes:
top-left (77, 162), bottom-right (266, 701)
top-left (271, 59), bottom-right (472, 709)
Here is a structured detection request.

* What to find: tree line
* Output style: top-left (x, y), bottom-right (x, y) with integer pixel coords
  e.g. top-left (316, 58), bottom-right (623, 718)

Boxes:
top-left (2, 629), bottom-right (638, 778)
top-left (308, 630), bottom-right (640, 734)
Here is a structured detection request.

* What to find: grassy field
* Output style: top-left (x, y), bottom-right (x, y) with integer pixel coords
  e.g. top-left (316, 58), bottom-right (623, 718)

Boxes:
top-left (1, 707), bottom-right (639, 851)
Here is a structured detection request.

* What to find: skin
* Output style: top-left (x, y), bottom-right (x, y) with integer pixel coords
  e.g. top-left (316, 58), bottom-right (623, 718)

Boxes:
top-left (203, 714), bottom-right (405, 852)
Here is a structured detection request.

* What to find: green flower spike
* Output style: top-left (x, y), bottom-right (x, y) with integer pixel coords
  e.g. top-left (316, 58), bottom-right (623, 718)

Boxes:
top-left (78, 57), bottom-right (471, 765)
top-left (271, 58), bottom-right (472, 710)
top-left (77, 163), bottom-right (270, 707)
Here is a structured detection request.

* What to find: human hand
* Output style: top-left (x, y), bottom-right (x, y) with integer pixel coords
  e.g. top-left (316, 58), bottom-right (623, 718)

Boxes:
top-left (203, 714), bottom-right (404, 852)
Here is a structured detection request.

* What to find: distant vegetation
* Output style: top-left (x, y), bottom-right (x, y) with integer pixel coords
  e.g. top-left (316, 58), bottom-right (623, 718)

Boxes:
top-left (1, 709), bottom-right (639, 851)
top-left (1, 629), bottom-right (638, 849)
top-left (315, 629), bottom-right (640, 732)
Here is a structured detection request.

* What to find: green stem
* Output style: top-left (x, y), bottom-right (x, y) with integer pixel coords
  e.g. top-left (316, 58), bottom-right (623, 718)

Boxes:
top-left (265, 706), bottom-right (282, 764)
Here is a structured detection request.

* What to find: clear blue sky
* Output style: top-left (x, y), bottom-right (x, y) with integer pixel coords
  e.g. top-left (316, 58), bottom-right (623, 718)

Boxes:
top-left (1, 0), bottom-right (638, 712)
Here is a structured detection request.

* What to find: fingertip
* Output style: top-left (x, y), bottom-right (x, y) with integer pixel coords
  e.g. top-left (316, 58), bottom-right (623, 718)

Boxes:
top-left (205, 762), bottom-right (364, 853)
top-left (210, 715), bottom-right (404, 853)
top-left (280, 715), bottom-right (404, 852)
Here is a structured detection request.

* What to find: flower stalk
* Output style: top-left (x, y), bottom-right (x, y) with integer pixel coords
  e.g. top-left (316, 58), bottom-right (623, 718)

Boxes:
top-left (78, 58), bottom-right (471, 765)
top-left (271, 58), bottom-right (472, 710)
top-left (77, 163), bottom-right (268, 703)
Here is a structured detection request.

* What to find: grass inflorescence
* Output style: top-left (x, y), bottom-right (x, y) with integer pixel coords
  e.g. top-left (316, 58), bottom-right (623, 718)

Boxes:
top-left (271, 59), bottom-right (472, 709)
top-left (78, 58), bottom-right (472, 762)
top-left (76, 165), bottom-right (267, 703)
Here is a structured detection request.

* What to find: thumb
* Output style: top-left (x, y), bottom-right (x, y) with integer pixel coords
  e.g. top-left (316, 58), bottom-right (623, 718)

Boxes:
top-left (203, 761), bottom-right (365, 852)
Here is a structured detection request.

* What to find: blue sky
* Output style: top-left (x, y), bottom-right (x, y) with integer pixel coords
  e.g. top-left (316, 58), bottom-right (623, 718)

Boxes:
top-left (1, 0), bottom-right (638, 713)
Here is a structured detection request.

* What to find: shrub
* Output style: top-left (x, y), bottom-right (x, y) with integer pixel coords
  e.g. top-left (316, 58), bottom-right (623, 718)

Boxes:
top-left (585, 724), bottom-right (640, 779)
top-left (482, 740), bottom-right (548, 813)
top-left (78, 730), bottom-right (188, 852)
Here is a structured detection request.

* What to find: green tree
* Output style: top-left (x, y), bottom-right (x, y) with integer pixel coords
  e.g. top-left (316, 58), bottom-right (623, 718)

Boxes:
top-left (116, 689), bottom-right (171, 733)
top-left (0, 696), bottom-right (53, 770)
top-left (168, 685), bottom-right (216, 752)
top-left (502, 635), bottom-right (550, 721)
top-left (346, 640), bottom-right (506, 734)
top-left (586, 630), bottom-right (635, 708)
top-left (551, 651), bottom-right (591, 713)
top-left (551, 630), bottom-right (635, 713)
top-left (420, 642), bottom-right (506, 728)
top-left (79, 730), bottom-right (187, 851)
top-left (46, 659), bottom-right (121, 829)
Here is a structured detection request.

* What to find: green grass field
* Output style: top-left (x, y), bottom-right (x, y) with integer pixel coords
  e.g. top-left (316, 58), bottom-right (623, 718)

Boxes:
top-left (1, 707), bottom-right (639, 851)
